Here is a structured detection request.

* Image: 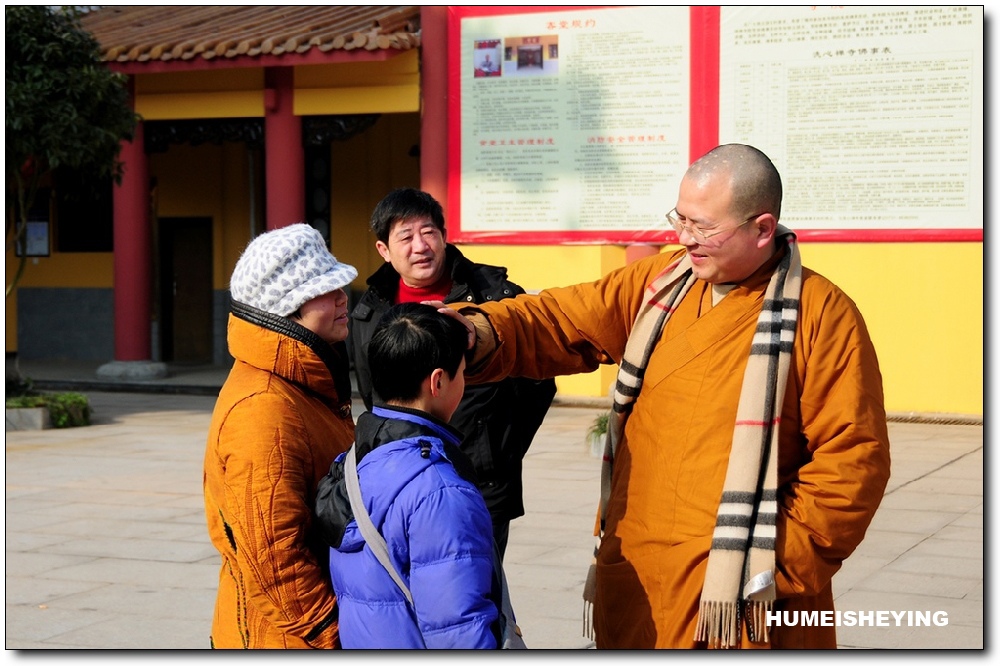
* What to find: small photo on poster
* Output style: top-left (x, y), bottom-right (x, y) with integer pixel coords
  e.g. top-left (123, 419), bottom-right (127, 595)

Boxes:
top-left (504, 35), bottom-right (559, 77)
top-left (473, 39), bottom-right (502, 78)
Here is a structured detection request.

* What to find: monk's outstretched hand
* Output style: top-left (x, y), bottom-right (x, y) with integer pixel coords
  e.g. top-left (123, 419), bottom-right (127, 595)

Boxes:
top-left (422, 300), bottom-right (475, 351)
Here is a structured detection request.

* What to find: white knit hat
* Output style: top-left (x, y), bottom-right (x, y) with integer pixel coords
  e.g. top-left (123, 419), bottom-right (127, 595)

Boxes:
top-left (230, 223), bottom-right (358, 316)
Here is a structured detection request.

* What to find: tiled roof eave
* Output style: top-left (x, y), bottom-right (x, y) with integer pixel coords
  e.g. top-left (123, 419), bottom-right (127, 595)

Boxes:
top-left (79, 5), bottom-right (422, 72)
top-left (105, 37), bottom-right (421, 75)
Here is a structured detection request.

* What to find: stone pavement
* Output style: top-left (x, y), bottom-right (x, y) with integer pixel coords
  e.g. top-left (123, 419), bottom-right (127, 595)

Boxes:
top-left (4, 360), bottom-right (985, 650)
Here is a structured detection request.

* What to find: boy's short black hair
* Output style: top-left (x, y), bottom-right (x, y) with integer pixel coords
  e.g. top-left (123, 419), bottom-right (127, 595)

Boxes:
top-left (368, 302), bottom-right (468, 404)
top-left (370, 188), bottom-right (446, 244)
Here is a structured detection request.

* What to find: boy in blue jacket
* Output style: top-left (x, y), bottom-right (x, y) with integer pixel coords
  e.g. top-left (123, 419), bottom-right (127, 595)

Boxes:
top-left (314, 302), bottom-right (501, 649)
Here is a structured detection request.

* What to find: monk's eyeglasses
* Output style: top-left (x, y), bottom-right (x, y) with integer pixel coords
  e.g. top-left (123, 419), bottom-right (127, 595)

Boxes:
top-left (665, 209), bottom-right (763, 245)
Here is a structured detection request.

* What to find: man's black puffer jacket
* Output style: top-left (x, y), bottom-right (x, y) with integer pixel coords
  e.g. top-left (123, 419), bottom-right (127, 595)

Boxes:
top-left (348, 244), bottom-right (556, 524)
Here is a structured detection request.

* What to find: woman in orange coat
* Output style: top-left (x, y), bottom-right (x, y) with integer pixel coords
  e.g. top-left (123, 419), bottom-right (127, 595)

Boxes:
top-left (204, 224), bottom-right (357, 648)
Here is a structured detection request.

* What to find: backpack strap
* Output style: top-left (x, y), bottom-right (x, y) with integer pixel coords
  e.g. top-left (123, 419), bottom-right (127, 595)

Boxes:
top-left (343, 444), bottom-right (414, 606)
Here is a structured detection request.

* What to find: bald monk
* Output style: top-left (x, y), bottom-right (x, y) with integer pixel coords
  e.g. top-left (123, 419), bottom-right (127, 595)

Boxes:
top-left (445, 143), bottom-right (890, 649)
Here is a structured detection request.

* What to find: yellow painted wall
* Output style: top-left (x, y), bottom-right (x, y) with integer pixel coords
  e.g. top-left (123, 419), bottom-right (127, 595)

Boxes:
top-left (330, 112), bottom-right (423, 294)
top-left (150, 141), bottom-right (263, 291)
top-left (150, 142), bottom-right (251, 294)
top-left (142, 112), bottom-right (421, 298)
top-left (799, 242), bottom-right (982, 417)
top-left (296, 50), bottom-right (420, 115)
top-left (142, 111), bottom-right (420, 299)
top-left (456, 242), bottom-right (984, 416)
top-left (136, 68), bottom-right (265, 120)
top-left (134, 52), bottom-right (420, 120)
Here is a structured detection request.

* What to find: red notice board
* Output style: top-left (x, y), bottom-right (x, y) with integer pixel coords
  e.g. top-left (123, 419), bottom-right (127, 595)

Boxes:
top-left (447, 6), bottom-right (983, 244)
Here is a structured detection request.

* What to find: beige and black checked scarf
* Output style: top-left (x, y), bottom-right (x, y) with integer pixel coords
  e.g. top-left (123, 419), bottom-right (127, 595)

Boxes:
top-left (582, 227), bottom-right (801, 648)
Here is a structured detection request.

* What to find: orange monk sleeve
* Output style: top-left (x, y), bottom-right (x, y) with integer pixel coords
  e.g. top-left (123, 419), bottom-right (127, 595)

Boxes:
top-left (454, 309), bottom-right (500, 375)
top-left (774, 281), bottom-right (892, 599)
top-left (456, 256), bottom-right (675, 385)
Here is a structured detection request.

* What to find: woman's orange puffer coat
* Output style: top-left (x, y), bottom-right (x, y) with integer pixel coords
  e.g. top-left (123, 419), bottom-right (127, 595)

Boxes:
top-left (204, 310), bottom-right (355, 648)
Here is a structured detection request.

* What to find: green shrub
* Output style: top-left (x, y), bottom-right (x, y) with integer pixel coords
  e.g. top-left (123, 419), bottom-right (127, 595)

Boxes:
top-left (588, 411), bottom-right (610, 438)
top-left (5, 395), bottom-right (46, 409)
top-left (5, 391), bottom-right (91, 428)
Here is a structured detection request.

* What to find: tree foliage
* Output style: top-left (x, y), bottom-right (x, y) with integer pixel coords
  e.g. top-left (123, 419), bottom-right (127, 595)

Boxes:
top-left (5, 5), bottom-right (138, 297)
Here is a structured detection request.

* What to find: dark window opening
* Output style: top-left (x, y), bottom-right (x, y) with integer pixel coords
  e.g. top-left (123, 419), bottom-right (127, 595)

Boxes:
top-left (53, 168), bottom-right (114, 253)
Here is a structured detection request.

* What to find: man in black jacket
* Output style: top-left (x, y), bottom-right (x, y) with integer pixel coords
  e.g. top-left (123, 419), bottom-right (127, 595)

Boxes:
top-left (349, 187), bottom-right (556, 558)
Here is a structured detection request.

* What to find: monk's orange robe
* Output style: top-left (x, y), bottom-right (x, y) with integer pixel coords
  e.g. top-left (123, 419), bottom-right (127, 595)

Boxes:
top-left (464, 248), bottom-right (890, 649)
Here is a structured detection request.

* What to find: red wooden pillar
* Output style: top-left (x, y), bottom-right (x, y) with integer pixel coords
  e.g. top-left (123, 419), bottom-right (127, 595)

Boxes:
top-left (112, 120), bottom-right (152, 361)
top-left (264, 67), bottom-right (305, 230)
top-left (420, 6), bottom-right (449, 214)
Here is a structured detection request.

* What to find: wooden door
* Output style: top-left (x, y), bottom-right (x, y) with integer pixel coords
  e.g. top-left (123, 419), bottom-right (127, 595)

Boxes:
top-left (159, 217), bottom-right (213, 363)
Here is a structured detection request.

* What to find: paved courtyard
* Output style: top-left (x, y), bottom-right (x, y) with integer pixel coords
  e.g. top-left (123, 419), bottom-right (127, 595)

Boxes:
top-left (5, 390), bottom-right (985, 650)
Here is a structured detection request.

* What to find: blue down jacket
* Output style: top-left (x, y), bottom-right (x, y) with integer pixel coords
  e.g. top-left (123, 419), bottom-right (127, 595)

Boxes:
top-left (314, 405), bottom-right (501, 649)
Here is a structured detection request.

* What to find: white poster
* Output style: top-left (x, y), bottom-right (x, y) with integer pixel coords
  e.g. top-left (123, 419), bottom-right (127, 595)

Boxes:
top-left (458, 6), bottom-right (691, 237)
top-left (719, 6), bottom-right (983, 232)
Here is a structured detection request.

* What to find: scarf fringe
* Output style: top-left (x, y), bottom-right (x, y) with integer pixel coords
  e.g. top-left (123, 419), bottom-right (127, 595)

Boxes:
top-left (746, 599), bottom-right (773, 645)
top-left (695, 600), bottom-right (740, 648)
top-left (694, 599), bottom-right (774, 648)
top-left (581, 560), bottom-right (597, 640)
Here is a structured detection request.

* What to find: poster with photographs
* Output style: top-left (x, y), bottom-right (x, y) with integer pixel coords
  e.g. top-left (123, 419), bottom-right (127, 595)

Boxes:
top-left (453, 6), bottom-right (691, 243)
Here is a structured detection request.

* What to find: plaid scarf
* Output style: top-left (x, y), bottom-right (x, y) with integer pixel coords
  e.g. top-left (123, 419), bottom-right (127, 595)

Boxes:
top-left (583, 228), bottom-right (801, 648)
